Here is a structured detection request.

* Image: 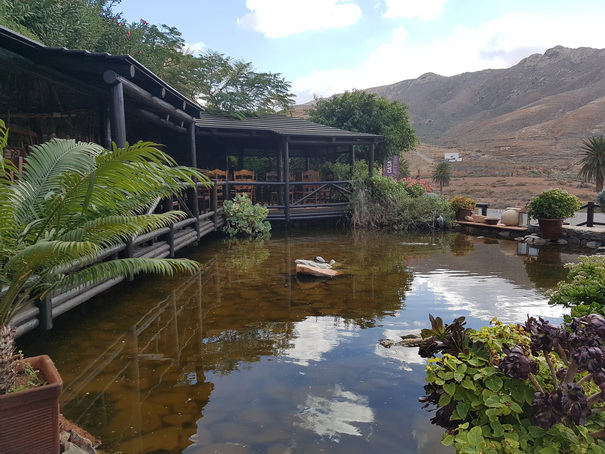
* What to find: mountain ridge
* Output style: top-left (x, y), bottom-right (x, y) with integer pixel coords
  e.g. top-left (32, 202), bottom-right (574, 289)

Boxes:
top-left (363, 45), bottom-right (605, 160)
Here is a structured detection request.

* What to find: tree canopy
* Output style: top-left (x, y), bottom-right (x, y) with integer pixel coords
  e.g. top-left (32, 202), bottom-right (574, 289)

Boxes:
top-left (308, 89), bottom-right (417, 163)
top-left (0, 0), bottom-right (295, 118)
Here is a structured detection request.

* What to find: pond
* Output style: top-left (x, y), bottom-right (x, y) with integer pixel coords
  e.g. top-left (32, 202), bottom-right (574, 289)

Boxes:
top-left (21, 229), bottom-right (583, 454)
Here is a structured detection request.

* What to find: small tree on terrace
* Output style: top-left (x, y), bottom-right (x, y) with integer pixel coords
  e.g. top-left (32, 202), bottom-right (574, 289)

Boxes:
top-left (431, 161), bottom-right (452, 194)
top-left (578, 135), bottom-right (605, 192)
top-left (308, 90), bottom-right (417, 163)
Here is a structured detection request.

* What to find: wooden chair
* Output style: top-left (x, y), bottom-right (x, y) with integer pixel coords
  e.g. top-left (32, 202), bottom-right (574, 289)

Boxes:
top-left (209, 169), bottom-right (228, 205)
top-left (234, 169), bottom-right (255, 202)
top-left (301, 170), bottom-right (320, 203)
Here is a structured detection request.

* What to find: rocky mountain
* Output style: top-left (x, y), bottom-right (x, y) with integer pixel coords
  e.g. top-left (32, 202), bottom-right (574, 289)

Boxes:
top-left (365, 46), bottom-right (605, 162)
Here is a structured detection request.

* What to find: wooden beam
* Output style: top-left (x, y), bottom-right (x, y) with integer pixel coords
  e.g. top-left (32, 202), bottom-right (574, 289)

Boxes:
top-left (103, 70), bottom-right (193, 124)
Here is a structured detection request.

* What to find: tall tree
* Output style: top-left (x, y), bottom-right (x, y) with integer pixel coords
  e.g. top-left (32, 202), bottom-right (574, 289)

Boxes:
top-left (578, 135), bottom-right (605, 192)
top-left (192, 50), bottom-right (295, 118)
top-left (308, 90), bottom-right (417, 163)
top-left (431, 161), bottom-right (452, 194)
top-left (0, 0), bottom-right (295, 118)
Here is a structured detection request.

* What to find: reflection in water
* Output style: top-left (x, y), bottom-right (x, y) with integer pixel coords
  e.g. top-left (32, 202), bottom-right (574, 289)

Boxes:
top-left (20, 230), bottom-right (582, 453)
top-left (297, 385), bottom-right (374, 440)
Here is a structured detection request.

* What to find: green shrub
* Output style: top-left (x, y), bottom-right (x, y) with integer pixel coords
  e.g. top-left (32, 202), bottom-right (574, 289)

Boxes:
top-left (349, 175), bottom-right (454, 230)
top-left (420, 315), bottom-right (605, 453)
top-left (527, 188), bottom-right (581, 219)
top-left (549, 255), bottom-right (605, 318)
top-left (222, 194), bottom-right (271, 238)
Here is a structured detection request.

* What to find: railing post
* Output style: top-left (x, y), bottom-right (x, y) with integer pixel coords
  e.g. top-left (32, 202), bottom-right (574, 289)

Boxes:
top-left (168, 224), bottom-right (175, 257)
top-left (587, 202), bottom-right (595, 227)
top-left (37, 295), bottom-right (53, 331)
top-left (211, 183), bottom-right (218, 229)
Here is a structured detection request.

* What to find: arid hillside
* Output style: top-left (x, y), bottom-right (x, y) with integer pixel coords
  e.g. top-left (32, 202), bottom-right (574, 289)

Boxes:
top-left (296, 45), bottom-right (605, 207)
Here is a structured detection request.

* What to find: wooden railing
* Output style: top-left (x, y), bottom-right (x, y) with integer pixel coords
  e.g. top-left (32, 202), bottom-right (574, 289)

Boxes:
top-left (13, 182), bottom-right (225, 338)
top-left (576, 202), bottom-right (605, 228)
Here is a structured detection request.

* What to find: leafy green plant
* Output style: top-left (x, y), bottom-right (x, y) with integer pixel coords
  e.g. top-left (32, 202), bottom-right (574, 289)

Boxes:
top-left (450, 196), bottom-right (476, 210)
top-left (527, 188), bottom-right (581, 220)
top-left (349, 175), bottom-right (454, 230)
top-left (549, 256), bottom-right (605, 319)
top-left (223, 193), bottom-right (271, 238)
top-left (0, 130), bottom-right (208, 393)
top-left (419, 314), bottom-right (605, 452)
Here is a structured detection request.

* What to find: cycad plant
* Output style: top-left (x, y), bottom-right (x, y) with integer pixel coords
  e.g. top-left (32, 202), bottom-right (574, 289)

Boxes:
top-left (0, 119), bottom-right (210, 392)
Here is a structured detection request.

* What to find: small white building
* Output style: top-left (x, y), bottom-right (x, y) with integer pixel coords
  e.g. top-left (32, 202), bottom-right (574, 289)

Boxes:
top-left (444, 153), bottom-right (462, 162)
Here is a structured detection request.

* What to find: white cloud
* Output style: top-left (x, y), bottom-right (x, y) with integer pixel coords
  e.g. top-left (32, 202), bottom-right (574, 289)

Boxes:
top-left (237, 0), bottom-right (362, 38)
top-left (183, 41), bottom-right (206, 56)
top-left (382, 0), bottom-right (447, 19)
top-left (293, 12), bottom-right (605, 103)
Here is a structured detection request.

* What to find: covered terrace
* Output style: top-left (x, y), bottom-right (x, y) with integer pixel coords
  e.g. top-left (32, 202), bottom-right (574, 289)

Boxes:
top-left (195, 113), bottom-right (382, 222)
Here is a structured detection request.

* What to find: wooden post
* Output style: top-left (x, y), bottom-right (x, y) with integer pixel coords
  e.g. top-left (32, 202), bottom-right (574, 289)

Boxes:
top-left (188, 122), bottom-right (197, 168)
top-left (369, 142), bottom-right (375, 177)
top-left (588, 201), bottom-right (595, 227)
top-left (168, 225), bottom-right (175, 257)
top-left (211, 184), bottom-right (218, 229)
top-left (37, 295), bottom-right (53, 331)
top-left (284, 140), bottom-right (290, 222)
top-left (349, 145), bottom-right (355, 168)
top-left (102, 106), bottom-right (112, 149)
top-left (109, 81), bottom-right (126, 147)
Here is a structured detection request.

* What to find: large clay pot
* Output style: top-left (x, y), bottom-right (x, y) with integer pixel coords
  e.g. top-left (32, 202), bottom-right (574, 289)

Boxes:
top-left (455, 208), bottom-right (473, 221)
top-left (0, 355), bottom-right (62, 454)
top-left (501, 207), bottom-right (520, 226)
top-left (538, 218), bottom-right (564, 240)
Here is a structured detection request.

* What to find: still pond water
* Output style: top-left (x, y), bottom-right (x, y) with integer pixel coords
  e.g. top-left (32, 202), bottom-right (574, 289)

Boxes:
top-left (22, 229), bottom-right (583, 454)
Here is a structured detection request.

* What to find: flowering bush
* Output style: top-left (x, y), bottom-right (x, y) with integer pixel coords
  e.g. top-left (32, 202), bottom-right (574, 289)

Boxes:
top-left (400, 178), bottom-right (433, 197)
top-left (419, 314), bottom-right (605, 452)
top-left (450, 196), bottom-right (476, 210)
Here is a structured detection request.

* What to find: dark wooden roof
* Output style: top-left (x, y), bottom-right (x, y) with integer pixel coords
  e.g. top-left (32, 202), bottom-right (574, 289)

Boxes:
top-left (196, 113), bottom-right (382, 145)
top-left (0, 26), bottom-right (203, 119)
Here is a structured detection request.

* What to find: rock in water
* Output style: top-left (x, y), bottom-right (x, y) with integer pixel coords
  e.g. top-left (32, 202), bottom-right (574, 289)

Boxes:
top-left (295, 264), bottom-right (338, 277)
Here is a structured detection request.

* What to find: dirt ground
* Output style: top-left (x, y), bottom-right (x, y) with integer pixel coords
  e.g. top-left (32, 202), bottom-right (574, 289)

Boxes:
top-left (405, 143), bottom-right (596, 209)
top-left (439, 176), bottom-right (595, 209)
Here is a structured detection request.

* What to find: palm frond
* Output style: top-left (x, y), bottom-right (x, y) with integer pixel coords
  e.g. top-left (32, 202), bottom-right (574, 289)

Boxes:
top-left (48, 257), bottom-right (201, 297)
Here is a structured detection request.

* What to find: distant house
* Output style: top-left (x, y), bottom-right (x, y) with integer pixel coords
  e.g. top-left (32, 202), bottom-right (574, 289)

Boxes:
top-left (445, 153), bottom-right (462, 162)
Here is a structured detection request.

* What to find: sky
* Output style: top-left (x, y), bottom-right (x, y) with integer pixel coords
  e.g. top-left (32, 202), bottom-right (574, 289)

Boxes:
top-left (114, 0), bottom-right (605, 104)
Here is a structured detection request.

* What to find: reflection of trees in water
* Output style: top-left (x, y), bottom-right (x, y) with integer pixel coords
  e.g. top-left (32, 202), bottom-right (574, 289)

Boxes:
top-left (449, 233), bottom-right (475, 256)
top-left (201, 323), bottom-right (295, 374)
top-left (223, 238), bottom-right (270, 270)
top-left (524, 247), bottom-right (569, 290)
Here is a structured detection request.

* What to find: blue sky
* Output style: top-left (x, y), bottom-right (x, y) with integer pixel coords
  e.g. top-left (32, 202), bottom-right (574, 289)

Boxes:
top-left (114, 0), bottom-right (605, 103)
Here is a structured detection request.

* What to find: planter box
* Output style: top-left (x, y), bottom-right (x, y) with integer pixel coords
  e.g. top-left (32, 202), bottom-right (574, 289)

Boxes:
top-left (0, 355), bottom-right (62, 454)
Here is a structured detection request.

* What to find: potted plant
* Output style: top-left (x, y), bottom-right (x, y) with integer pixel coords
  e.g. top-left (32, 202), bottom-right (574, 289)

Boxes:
top-left (527, 188), bottom-right (581, 240)
top-left (450, 196), bottom-right (476, 221)
top-left (0, 121), bottom-right (208, 452)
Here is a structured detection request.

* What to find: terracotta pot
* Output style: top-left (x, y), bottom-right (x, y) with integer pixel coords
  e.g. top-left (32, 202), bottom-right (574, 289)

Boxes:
top-left (455, 208), bottom-right (473, 221)
top-left (0, 355), bottom-right (62, 454)
top-left (538, 218), bottom-right (564, 240)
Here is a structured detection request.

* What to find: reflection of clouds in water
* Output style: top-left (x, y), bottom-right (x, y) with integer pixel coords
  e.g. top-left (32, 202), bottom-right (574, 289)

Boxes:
top-left (284, 317), bottom-right (358, 366)
top-left (296, 385), bottom-right (374, 441)
top-left (410, 271), bottom-right (567, 323)
top-left (375, 328), bottom-right (425, 371)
